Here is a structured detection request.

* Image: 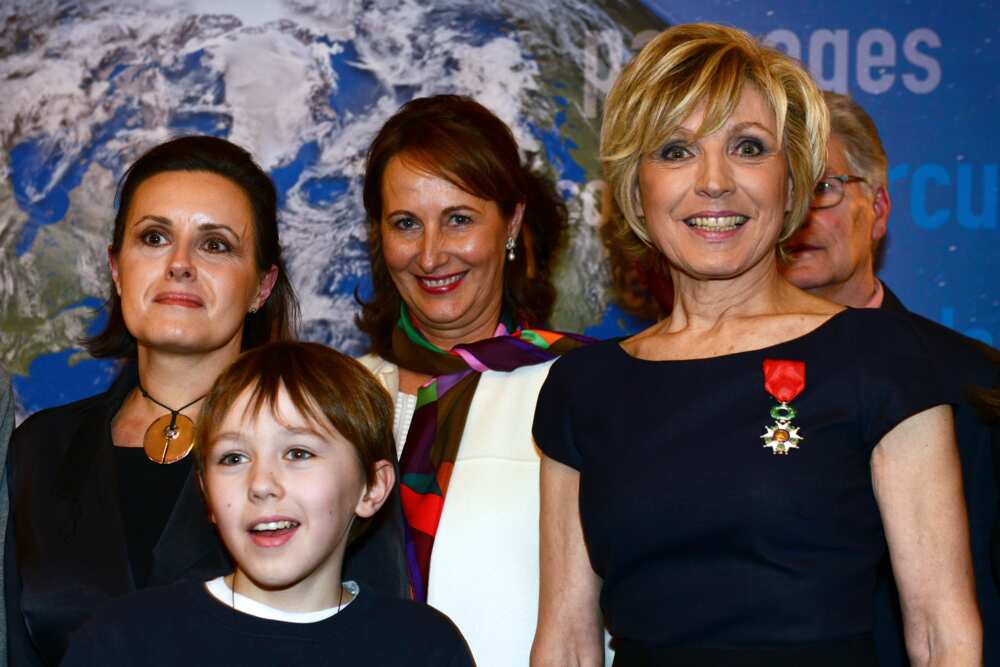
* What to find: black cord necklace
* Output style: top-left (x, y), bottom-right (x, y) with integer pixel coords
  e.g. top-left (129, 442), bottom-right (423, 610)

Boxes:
top-left (137, 382), bottom-right (207, 464)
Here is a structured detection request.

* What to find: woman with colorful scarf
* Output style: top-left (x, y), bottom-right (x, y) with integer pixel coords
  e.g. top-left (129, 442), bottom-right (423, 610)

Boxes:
top-left (356, 95), bottom-right (587, 666)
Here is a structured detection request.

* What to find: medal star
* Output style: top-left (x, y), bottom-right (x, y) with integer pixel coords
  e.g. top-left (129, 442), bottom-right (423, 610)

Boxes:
top-left (760, 422), bottom-right (803, 455)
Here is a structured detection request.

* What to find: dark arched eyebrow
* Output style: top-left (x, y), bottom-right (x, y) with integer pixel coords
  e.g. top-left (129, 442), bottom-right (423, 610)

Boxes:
top-left (132, 214), bottom-right (172, 227)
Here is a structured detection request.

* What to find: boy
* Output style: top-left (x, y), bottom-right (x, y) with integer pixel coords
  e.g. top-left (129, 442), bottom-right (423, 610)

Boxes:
top-left (63, 342), bottom-right (474, 666)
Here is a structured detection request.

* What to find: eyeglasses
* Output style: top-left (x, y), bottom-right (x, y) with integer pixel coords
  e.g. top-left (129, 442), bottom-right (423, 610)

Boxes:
top-left (810, 174), bottom-right (867, 209)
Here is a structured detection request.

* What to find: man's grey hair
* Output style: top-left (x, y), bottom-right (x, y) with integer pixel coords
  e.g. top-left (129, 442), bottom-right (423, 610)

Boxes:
top-left (823, 91), bottom-right (888, 191)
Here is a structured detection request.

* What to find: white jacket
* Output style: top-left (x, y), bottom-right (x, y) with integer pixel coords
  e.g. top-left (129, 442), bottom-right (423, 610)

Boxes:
top-left (359, 353), bottom-right (553, 667)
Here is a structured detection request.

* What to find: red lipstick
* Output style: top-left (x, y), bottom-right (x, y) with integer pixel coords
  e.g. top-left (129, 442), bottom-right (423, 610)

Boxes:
top-left (415, 271), bottom-right (466, 294)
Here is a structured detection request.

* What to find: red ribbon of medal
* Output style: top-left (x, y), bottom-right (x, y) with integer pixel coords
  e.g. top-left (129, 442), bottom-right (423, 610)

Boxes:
top-left (760, 359), bottom-right (806, 455)
top-left (763, 359), bottom-right (806, 403)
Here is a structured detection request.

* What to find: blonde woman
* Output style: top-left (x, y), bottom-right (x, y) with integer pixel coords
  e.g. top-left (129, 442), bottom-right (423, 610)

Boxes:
top-left (531, 24), bottom-right (980, 667)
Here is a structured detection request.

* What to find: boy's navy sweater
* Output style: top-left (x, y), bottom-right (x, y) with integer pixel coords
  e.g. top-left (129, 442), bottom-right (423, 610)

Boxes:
top-left (62, 580), bottom-right (475, 666)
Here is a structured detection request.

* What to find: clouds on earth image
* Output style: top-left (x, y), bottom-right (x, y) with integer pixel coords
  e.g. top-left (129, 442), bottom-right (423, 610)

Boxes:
top-left (0, 0), bottom-right (666, 418)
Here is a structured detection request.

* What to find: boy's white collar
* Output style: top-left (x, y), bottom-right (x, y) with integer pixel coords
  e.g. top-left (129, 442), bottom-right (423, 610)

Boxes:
top-left (204, 576), bottom-right (359, 624)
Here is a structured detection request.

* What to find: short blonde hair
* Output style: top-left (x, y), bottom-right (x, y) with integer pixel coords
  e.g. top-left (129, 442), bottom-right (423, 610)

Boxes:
top-left (601, 23), bottom-right (829, 260)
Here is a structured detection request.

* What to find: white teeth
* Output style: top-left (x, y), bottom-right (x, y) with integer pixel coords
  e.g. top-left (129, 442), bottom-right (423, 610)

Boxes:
top-left (251, 520), bottom-right (298, 532)
top-left (685, 215), bottom-right (749, 231)
top-left (421, 274), bottom-right (463, 288)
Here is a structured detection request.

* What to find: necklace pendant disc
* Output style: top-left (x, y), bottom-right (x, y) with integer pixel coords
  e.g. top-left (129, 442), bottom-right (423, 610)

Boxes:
top-left (142, 413), bottom-right (196, 464)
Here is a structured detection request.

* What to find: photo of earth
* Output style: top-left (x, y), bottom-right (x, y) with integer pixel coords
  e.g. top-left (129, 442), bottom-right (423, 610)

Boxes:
top-left (0, 0), bottom-right (666, 418)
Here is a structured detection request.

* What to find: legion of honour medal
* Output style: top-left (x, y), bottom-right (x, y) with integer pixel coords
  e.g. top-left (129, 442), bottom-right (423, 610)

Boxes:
top-left (760, 358), bottom-right (806, 455)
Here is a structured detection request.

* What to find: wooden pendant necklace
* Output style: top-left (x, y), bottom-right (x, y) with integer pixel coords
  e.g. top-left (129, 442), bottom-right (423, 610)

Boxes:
top-left (139, 383), bottom-right (207, 464)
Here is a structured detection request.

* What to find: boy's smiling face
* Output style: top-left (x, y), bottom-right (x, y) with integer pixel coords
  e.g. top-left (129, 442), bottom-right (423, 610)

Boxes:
top-left (202, 384), bottom-right (390, 612)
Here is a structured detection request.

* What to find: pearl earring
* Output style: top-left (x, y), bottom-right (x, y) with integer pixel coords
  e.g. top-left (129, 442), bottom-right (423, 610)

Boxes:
top-left (505, 237), bottom-right (516, 261)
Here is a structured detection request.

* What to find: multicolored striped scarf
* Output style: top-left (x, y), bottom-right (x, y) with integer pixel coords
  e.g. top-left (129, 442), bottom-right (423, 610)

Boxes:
top-left (387, 305), bottom-right (589, 602)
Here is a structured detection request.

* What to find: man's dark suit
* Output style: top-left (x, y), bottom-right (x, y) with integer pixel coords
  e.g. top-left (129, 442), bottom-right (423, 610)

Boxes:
top-left (874, 284), bottom-right (998, 666)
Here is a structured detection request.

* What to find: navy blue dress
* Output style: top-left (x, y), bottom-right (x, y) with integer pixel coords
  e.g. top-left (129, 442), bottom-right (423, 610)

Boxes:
top-left (532, 308), bottom-right (956, 666)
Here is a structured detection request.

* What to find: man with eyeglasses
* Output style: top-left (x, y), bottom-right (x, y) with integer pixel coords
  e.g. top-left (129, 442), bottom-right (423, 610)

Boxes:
top-left (782, 90), bottom-right (999, 667)
top-left (782, 93), bottom-right (891, 308)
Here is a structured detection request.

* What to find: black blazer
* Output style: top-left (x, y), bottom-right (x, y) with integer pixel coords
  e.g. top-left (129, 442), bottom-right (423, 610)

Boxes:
top-left (874, 285), bottom-right (999, 666)
top-left (4, 370), bottom-right (229, 666)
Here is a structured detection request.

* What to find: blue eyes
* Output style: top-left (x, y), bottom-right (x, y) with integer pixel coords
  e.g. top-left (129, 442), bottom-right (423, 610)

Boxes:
top-left (393, 217), bottom-right (419, 231)
top-left (391, 213), bottom-right (473, 230)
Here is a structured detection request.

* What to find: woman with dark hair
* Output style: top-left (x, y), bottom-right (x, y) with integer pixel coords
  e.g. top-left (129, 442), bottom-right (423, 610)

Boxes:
top-left (357, 94), bottom-right (587, 666)
top-left (5, 135), bottom-right (299, 665)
